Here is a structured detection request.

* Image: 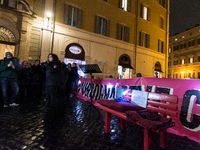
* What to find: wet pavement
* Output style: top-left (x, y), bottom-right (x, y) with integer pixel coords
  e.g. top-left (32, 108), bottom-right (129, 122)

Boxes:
top-left (0, 96), bottom-right (200, 150)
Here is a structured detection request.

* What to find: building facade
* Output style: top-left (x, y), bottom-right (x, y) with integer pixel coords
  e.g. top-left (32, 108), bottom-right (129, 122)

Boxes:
top-left (168, 25), bottom-right (200, 79)
top-left (0, 0), bottom-right (169, 79)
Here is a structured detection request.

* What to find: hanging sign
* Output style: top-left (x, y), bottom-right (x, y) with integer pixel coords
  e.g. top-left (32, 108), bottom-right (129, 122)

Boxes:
top-left (69, 46), bottom-right (82, 54)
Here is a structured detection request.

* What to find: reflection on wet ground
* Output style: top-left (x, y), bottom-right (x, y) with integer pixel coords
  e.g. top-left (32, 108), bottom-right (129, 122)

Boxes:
top-left (0, 96), bottom-right (199, 150)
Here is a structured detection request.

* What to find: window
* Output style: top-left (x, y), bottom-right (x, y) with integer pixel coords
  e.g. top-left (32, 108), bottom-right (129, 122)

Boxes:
top-left (119, 0), bottom-right (131, 12)
top-left (0, 0), bottom-right (16, 8)
top-left (174, 60), bottom-right (178, 65)
top-left (64, 4), bottom-right (82, 28)
top-left (158, 40), bottom-right (164, 53)
top-left (181, 59), bottom-right (185, 64)
top-left (160, 17), bottom-right (164, 29)
top-left (117, 24), bottom-right (130, 42)
top-left (168, 61), bottom-right (171, 67)
top-left (189, 57), bottom-right (193, 63)
top-left (198, 56), bottom-right (200, 62)
top-left (188, 40), bottom-right (195, 47)
top-left (169, 47), bottom-right (171, 53)
top-left (95, 16), bottom-right (110, 36)
top-left (103, 0), bottom-right (108, 2)
top-left (159, 0), bottom-right (166, 8)
top-left (180, 43), bottom-right (186, 49)
top-left (139, 31), bottom-right (150, 48)
top-left (198, 38), bottom-right (200, 44)
top-left (173, 45), bottom-right (179, 51)
top-left (140, 4), bottom-right (151, 21)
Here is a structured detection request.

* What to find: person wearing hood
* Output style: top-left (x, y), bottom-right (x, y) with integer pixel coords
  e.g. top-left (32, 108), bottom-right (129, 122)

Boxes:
top-left (41, 53), bottom-right (61, 112)
top-left (0, 52), bottom-right (21, 107)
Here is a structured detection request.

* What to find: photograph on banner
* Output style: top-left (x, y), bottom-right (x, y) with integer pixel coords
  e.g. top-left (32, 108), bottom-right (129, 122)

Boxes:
top-left (131, 90), bottom-right (148, 108)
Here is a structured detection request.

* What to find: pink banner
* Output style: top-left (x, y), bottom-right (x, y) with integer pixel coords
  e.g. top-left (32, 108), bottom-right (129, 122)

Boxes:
top-left (76, 77), bottom-right (200, 143)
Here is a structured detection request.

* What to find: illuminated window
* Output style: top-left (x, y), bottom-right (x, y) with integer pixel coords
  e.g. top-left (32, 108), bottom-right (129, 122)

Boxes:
top-left (181, 59), bottom-right (184, 64)
top-left (119, 0), bottom-right (131, 12)
top-left (169, 47), bottom-right (171, 53)
top-left (64, 4), bottom-right (82, 28)
top-left (189, 57), bottom-right (193, 63)
top-left (139, 31), bottom-right (150, 48)
top-left (95, 16), bottom-right (110, 36)
top-left (117, 24), bottom-right (130, 42)
top-left (140, 4), bottom-right (151, 21)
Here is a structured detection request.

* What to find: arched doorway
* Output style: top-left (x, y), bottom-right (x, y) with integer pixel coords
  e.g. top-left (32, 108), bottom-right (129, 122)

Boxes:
top-left (118, 54), bottom-right (133, 79)
top-left (0, 26), bottom-right (16, 59)
top-left (64, 43), bottom-right (86, 77)
top-left (154, 61), bottom-right (162, 78)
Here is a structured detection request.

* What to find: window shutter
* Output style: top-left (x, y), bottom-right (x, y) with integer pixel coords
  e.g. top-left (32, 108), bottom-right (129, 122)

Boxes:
top-left (161, 41), bottom-right (164, 53)
top-left (117, 23), bottom-right (122, 40)
top-left (147, 34), bottom-right (150, 48)
top-left (147, 7), bottom-right (151, 21)
top-left (64, 4), bottom-right (69, 24)
top-left (77, 9), bottom-right (82, 28)
top-left (140, 4), bottom-right (143, 18)
top-left (124, 26), bottom-right (130, 42)
top-left (139, 31), bottom-right (142, 46)
top-left (119, 0), bottom-right (122, 9)
top-left (127, 0), bottom-right (131, 12)
top-left (106, 19), bottom-right (110, 37)
top-left (95, 16), bottom-right (100, 33)
top-left (158, 39), bottom-right (160, 52)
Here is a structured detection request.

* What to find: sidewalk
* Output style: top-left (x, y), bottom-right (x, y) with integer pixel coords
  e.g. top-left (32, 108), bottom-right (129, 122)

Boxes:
top-left (0, 96), bottom-right (199, 150)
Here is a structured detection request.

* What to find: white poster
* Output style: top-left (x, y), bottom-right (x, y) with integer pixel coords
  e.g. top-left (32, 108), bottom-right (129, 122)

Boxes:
top-left (131, 90), bottom-right (148, 108)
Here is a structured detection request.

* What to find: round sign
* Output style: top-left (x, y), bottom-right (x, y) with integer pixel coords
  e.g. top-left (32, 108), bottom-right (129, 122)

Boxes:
top-left (69, 46), bottom-right (82, 54)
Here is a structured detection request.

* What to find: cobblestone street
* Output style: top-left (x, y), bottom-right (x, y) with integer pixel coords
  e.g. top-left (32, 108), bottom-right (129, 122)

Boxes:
top-left (0, 97), bottom-right (199, 150)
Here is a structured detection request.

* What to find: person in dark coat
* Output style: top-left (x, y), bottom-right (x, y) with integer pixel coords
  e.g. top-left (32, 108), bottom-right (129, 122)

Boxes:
top-left (19, 60), bottom-right (31, 104)
top-left (65, 63), bottom-right (72, 97)
top-left (70, 62), bottom-right (79, 97)
top-left (41, 53), bottom-right (61, 112)
top-left (30, 60), bottom-right (44, 106)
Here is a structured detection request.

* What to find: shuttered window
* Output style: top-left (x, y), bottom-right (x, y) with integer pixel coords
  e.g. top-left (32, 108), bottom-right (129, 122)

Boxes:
top-left (159, 0), bottom-right (166, 8)
top-left (119, 0), bottom-right (131, 12)
top-left (140, 4), bottom-right (151, 21)
top-left (160, 17), bottom-right (164, 29)
top-left (0, 0), bottom-right (16, 8)
top-left (64, 4), bottom-right (82, 29)
top-left (117, 24), bottom-right (130, 42)
top-left (95, 16), bottom-right (110, 37)
top-left (139, 31), bottom-right (150, 48)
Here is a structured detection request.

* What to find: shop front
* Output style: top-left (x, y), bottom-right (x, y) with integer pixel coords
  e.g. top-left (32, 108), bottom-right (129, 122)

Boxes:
top-left (64, 43), bottom-right (86, 77)
top-left (154, 61), bottom-right (162, 78)
top-left (117, 54), bottom-right (133, 79)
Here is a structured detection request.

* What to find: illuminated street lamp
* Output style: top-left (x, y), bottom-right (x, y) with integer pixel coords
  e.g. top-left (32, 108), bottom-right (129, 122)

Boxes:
top-left (46, 12), bottom-right (52, 28)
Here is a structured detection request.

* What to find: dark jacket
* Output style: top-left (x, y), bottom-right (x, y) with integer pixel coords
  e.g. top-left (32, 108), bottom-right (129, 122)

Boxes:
top-left (31, 65), bottom-right (43, 85)
top-left (20, 67), bottom-right (31, 85)
top-left (71, 66), bottom-right (79, 81)
top-left (0, 57), bottom-right (21, 79)
top-left (43, 61), bottom-right (61, 87)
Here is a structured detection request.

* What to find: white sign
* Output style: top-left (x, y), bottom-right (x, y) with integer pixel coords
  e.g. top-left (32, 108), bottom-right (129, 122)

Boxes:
top-left (69, 46), bottom-right (81, 54)
top-left (131, 90), bottom-right (148, 108)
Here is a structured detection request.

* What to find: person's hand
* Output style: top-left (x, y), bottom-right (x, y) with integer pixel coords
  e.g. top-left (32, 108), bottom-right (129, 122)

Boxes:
top-left (7, 63), bottom-right (12, 67)
top-left (11, 64), bottom-right (15, 69)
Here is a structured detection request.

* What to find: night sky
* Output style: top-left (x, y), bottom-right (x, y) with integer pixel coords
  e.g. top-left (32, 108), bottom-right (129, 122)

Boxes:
top-left (169, 0), bottom-right (200, 37)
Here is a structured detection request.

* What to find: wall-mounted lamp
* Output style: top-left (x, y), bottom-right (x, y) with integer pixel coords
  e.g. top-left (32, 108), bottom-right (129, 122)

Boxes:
top-left (46, 12), bottom-right (52, 28)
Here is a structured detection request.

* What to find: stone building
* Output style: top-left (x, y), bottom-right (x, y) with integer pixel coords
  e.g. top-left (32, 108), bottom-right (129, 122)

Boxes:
top-left (0, 0), bottom-right (169, 79)
top-left (168, 25), bottom-right (200, 79)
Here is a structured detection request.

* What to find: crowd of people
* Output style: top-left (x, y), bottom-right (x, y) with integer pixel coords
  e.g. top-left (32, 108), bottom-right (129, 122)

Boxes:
top-left (0, 52), bottom-right (79, 111)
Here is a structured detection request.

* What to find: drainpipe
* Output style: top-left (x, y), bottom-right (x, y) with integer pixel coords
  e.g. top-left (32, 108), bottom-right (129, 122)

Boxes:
top-left (165, 0), bottom-right (170, 78)
top-left (134, 0), bottom-right (139, 75)
top-left (51, 0), bottom-right (56, 53)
